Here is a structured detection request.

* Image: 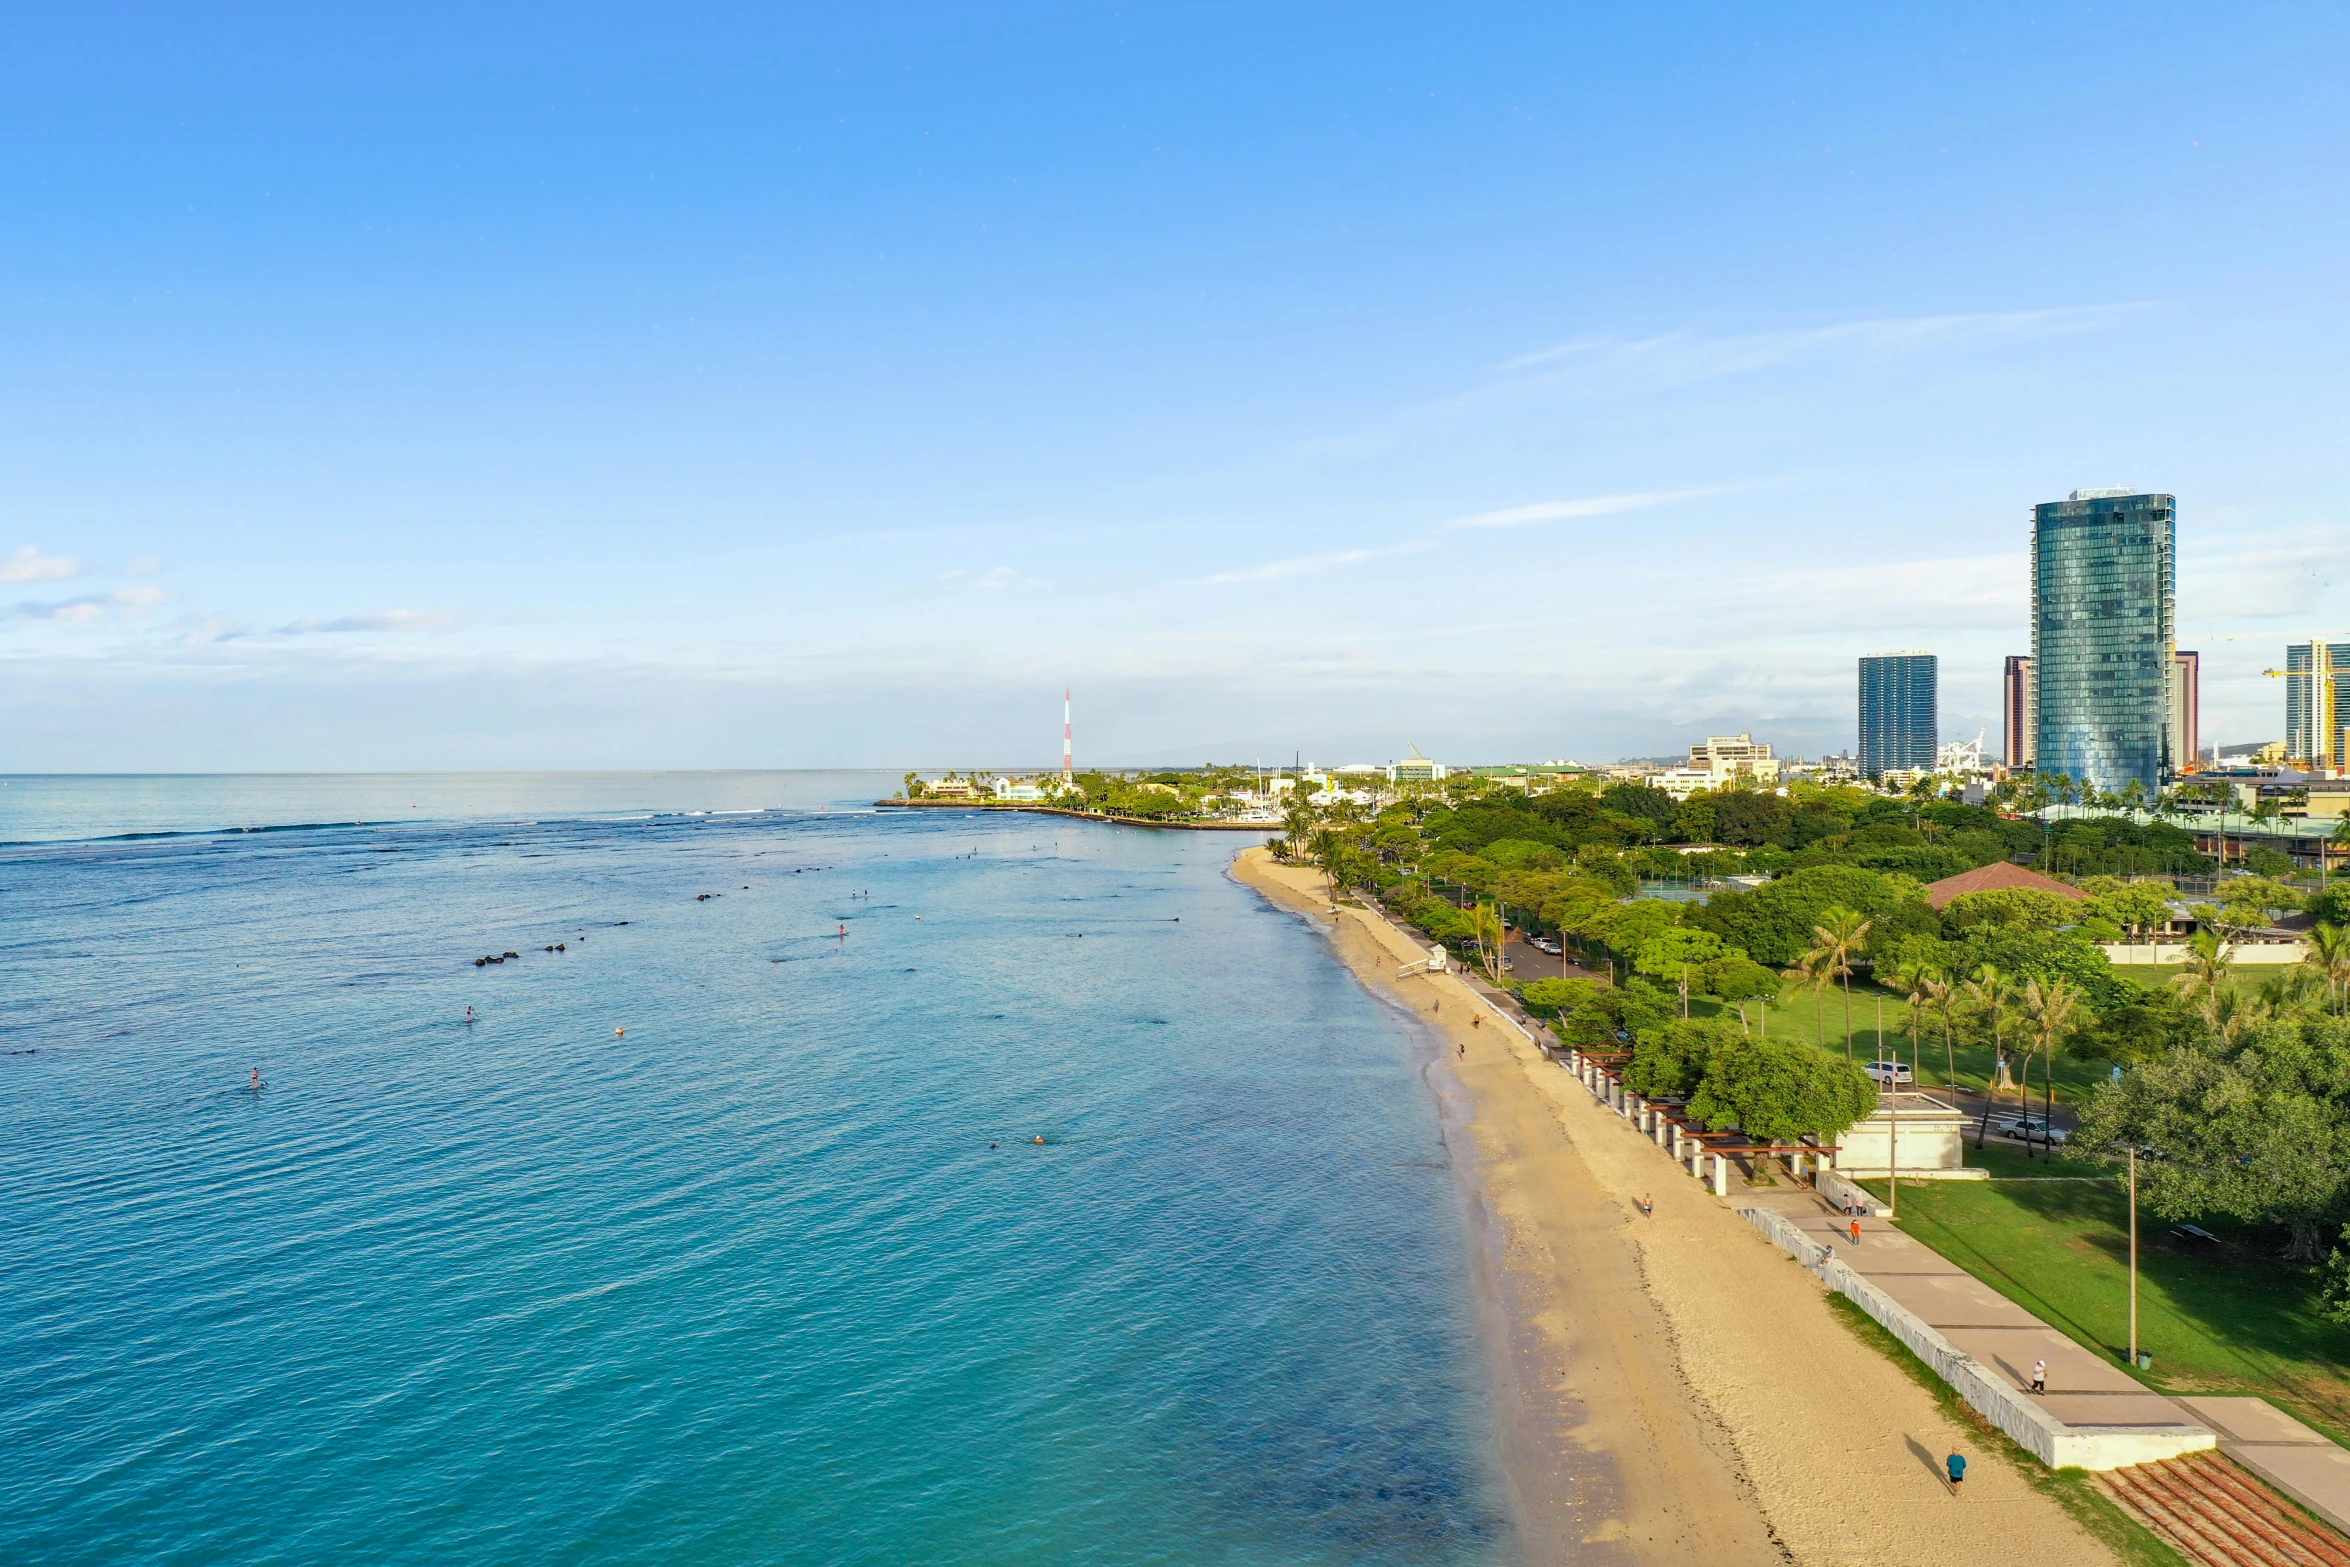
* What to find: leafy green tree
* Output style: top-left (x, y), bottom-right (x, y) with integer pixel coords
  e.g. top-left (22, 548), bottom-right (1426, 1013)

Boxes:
top-left (1545, 980), bottom-right (1673, 1052)
top-left (1626, 1016), bottom-right (1741, 1098)
top-left (1687, 1033), bottom-right (1880, 1147)
top-left (2086, 881), bottom-right (2175, 943)
top-left (1704, 955), bottom-right (1782, 1033)
top-left (1635, 928), bottom-right (1727, 1017)
top-left (1517, 977), bottom-right (1592, 1018)
top-left (1942, 887), bottom-right (2083, 934)
top-left (2078, 1016), bottom-right (2350, 1261)
top-left (2219, 875), bottom-right (2303, 931)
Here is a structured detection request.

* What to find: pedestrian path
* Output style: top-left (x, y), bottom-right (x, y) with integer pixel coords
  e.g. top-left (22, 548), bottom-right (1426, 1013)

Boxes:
top-left (1752, 1187), bottom-right (2208, 1440)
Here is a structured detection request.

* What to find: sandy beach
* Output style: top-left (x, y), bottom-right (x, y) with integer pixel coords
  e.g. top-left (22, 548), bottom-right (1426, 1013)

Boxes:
top-left (1232, 846), bottom-right (2118, 1567)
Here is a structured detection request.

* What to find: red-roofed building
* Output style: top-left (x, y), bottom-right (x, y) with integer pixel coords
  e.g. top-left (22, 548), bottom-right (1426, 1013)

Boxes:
top-left (1920, 861), bottom-right (2086, 911)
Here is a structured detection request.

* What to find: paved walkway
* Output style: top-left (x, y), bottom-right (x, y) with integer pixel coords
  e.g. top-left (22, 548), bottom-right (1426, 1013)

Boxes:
top-left (1750, 1185), bottom-right (2206, 1436)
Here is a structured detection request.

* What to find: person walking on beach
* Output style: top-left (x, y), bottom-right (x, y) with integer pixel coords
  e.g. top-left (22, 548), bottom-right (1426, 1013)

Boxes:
top-left (2030, 1360), bottom-right (2047, 1395)
top-left (1947, 1452), bottom-right (1966, 1492)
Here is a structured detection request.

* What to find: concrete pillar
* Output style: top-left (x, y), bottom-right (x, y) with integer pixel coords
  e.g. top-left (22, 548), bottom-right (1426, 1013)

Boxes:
top-left (1670, 1125), bottom-right (1683, 1159)
top-left (1688, 1140), bottom-right (1703, 1178)
top-left (1654, 1116), bottom-right (1668, 1149)
top-left (1710, 1153), bottom-right (1730, 1197)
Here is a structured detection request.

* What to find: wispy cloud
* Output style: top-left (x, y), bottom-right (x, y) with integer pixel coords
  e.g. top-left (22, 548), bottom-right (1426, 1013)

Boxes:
top-left (1502, 305), bottom-right (2148, 381)
top-left (125, 555), bottom-right (167, 577)
top-left (279, 609), bottom-right (463, 634)
top-left (1186, 540), bottom-right (1433, 586)
top-left (1446, 488), bottom-right (1727, 529)
top-left (939, 564), bottom-right (1051, 593)
top-left (2, 546), bottom-right (86, 583)
top-left (6, 585), bottom-right (166, 622)
top-left (1187, 485), bottom-right (1722, 587)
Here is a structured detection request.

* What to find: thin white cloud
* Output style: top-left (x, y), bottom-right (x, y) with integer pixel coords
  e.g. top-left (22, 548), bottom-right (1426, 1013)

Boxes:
top-left (5, 585), bottom-right (166, 623)
top-left (1446, 488), bottom-right (1725, 529)
top-left (1, 546), bottom-right (85, 583)
top-left (125, 555), bottom-right (167, 577)
top-left (1502, 304), bottom-right (2148, 379)
top-left (1185, 540), bottom-right (1433, 586)
top-left (279, 609), bottom-right (463, 634)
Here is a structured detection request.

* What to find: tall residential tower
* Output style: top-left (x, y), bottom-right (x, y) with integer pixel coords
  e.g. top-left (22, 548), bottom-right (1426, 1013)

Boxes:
top-left (1858, 653), bottom-right (1938, 778)
top-left (2283, 641), bottom-right (2350, 771)
top-left (2002, 654), bottom-right (2034, 769)
top-left (2030, 489), bottom-right (2177, 795)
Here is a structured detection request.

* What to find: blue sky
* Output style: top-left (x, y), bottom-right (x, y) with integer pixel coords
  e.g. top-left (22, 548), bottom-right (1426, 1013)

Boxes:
top-left (4, 4), bottom-right (2346, 771)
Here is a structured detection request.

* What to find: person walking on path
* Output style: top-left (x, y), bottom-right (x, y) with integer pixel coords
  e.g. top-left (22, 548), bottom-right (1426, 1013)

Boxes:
top-left (1947, 1452), bottom-right (1967, 1492)
top-left (1849, 1216), bottom-right (1863, 1245)
top-left (2030, 1360), bottom-right (2047, 1395)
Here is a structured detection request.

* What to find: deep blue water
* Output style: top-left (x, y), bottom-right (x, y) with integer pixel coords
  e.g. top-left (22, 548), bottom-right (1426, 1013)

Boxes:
top-left (0, 780), bottom-right (1509, 1565)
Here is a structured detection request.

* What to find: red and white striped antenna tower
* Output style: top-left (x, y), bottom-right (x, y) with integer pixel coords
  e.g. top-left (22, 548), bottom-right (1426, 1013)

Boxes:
top-left (1062, 688), bottom-right (1074, 783)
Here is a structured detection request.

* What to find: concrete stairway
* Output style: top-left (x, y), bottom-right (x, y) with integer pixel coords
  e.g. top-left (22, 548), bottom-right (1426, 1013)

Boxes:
top-left (2100, 1451), bottom-right (2350, 1567)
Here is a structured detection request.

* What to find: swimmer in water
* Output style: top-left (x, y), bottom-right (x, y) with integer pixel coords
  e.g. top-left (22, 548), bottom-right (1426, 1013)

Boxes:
top-left (465, 1006), bottom-right (475, 1022)
top-left (250, 1067), bottom-right (263, 1091)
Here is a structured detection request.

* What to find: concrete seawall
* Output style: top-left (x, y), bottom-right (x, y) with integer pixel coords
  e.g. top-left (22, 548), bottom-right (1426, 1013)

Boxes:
top-left (1739, 1206), bottom-right (2215, 1471)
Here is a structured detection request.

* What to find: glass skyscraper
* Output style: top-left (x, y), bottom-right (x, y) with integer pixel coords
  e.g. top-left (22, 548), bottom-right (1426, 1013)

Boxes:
top-left (1858, 652), bottom-right (1938, 778)
top-left (2030, 489), bottom-right (2176, 795)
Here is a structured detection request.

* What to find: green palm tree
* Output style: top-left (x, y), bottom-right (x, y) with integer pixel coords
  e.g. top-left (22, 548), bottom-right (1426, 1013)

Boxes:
top-left (2307, 923), bottom-right (2350, 1016)
top-left (1961, 964), bottom-right (2015, 1148)
top-left (1782, 952), bottom-right (1832, 1051)
top-left (1469, 901), bottom-right (1506, 983)
top-left (2171, 928), bottom-right (2234, 1002)
top-left (1800, 906), bottom-right (1873, 1064)
top-left (1921, 971), bottom-right (1957, 1093)
top-left (2020, 976), bottom-right (2089, 1161)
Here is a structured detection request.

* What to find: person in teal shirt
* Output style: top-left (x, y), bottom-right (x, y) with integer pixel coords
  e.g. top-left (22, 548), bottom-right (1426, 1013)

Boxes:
top-left (1947, 1452), bottom-right (1967, 1491)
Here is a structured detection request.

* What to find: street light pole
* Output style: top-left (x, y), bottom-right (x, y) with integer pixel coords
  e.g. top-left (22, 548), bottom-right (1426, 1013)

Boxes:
top-left (2129, 1145), bottom-right (2140, 1367)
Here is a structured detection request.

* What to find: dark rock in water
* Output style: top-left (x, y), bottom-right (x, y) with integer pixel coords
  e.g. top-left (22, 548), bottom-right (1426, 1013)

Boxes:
top-left (697, 893), bottom-right (712, 901)
top-left (474, 957), bottom-right (487, 967)
top-left (556, 942), bottom-right (566, 951)
top-left (503, 951), bottom-right (519, 959)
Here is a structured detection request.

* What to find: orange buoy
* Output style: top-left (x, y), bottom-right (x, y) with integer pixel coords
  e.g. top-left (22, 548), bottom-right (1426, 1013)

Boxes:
top-left (615, 1028), bottom-right (625, 1037)
top-left (1033, 1135), bottom-right (1046, 1145)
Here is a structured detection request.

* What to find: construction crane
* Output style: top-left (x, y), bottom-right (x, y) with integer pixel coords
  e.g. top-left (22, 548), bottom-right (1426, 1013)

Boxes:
top-left (2264, 639), bottom-right (2344, 771)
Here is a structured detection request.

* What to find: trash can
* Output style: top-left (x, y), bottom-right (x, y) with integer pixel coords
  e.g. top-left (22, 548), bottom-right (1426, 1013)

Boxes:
top-left (2135, 1351), bottom-right (2154, 1371)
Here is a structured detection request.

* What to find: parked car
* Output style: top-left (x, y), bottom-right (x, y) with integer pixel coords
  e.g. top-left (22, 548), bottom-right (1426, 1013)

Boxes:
top-left (1992, 1116), bottom-right (2068, 1147)
top-left (1530, 936), bottom-right (1563, 956)
top-left (1863, 1059), bottom-right (1914, 1086)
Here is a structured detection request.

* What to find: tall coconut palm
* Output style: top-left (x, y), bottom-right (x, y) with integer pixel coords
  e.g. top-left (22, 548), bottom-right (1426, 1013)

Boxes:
top-left (1888, 961), bottom-right (1931, 1068)
top-left (1782, 952), bottom-right (1832, 1051)
top-left (2307, 923), bottom-right (2350, 1016)
top-left (1962, 965), bottom-right (2016, 1148)
top-left (1800, 906), bottom-right (1874, 1065)
top-left (1469, 901), bottom-right (1507, 983)
top-left (2020, 977), bottom-right (2088, 1161)
top-left (1921, 971), bottom-right (1957, 1094)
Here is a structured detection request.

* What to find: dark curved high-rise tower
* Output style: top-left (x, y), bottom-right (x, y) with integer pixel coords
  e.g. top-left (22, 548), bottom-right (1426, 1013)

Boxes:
top-left (2030, 490), bottom-right (2177, 795)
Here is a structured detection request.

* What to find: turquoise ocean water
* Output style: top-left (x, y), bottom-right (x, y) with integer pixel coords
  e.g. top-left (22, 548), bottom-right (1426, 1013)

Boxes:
top-left (0, 775), bottom-right (1511, 1565)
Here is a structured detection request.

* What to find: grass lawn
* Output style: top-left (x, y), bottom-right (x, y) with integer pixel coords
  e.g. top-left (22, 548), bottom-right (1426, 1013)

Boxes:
top-left (1692, 983), bottom-right (2122, 1101)
top-left (1858, 1174), bottom-right (2350, 1442)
